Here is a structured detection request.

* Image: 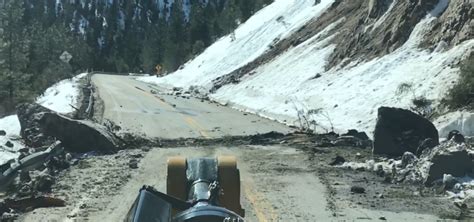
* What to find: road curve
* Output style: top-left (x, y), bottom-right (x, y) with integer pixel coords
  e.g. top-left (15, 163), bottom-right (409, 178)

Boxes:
top-left (92, 74), bottom-right (291, 139)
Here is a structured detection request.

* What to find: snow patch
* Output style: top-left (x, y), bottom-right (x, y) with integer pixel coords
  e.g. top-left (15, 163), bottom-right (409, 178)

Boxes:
top-left (0, 115), bottom-right (22, 164)
top-left (36, 73), bottom-right (87, 114)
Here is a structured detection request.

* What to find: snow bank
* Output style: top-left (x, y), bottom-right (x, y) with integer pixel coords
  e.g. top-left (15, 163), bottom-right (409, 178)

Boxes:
top-left (138, 0), bottom-right (335, 89)
top-left (36, 73), bottom-right (88, 114)
top-left (0, 73), bottom-right (87, 164)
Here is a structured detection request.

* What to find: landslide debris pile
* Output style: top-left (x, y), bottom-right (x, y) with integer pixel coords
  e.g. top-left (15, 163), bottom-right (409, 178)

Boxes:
top-left (343, 139), bottom-right (473, 186)
top-left (0, 141), bottom-right (70, 220)
top-left (0, 103), bottom-right (124, 220)
top-left (337, 106), bottom-right (474, 213)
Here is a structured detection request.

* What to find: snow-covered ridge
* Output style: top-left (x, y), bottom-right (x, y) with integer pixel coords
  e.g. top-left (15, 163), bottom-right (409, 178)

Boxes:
top-left (139, 0), bottom-right (474, 137)
top-left (0, 73), bottom-right (87, 164)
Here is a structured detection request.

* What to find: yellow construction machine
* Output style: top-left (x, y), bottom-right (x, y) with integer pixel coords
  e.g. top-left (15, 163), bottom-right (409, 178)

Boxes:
top-left (125, 156), bottom-right (245, 222)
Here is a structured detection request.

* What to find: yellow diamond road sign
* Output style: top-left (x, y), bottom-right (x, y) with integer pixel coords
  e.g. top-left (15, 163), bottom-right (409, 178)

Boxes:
top-left (60, 51), bottom-right (72, 63)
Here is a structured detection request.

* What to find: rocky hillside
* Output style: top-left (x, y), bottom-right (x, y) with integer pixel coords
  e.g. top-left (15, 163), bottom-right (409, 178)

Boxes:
top-left (139, 0), bottom-right (474, 137)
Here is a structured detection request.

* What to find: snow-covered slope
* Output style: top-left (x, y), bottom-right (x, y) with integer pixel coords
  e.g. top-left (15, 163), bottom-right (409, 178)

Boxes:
top-left (139, 0), bottom-right (474, 137)
top-left (139, 0), bottom-right (335, 89)
top-left (213, 10), bottom-right (473, 135)
top-left (0, 73), bottom-right (87, 164)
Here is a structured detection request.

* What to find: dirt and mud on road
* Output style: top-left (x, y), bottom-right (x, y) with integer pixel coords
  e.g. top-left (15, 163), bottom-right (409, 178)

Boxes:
top-left (9, 75), bottom-right (470, 221)
top-left (17, 138), bottom-right (448, 221)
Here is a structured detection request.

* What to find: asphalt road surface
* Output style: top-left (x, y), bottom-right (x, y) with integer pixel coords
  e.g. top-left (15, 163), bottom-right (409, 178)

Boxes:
top-left (92, 74), bottom-right (291, 139)
top-left (19, 74), bottom-right (439, 221)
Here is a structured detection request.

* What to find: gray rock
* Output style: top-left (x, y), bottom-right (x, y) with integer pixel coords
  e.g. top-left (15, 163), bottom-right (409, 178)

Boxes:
top-left (35, 174), bottom-right (54, 192)
top-left (16, 103), bottom-right (55, 147)
top-left (17, 103), bottom-right (119, 152)
top-left (130, 153), bottom-right (143, 159)
top-left (65, 153), bottom-right (73, 162)
top-left (424, 149), bottom-right (474, 185)
top-left (141, 147), bottom-right (151, 152)
top-left (329, 155), bottom-right (345, 166)
top-left (373, 107), bottom-right (439, 157)
top-left (375, 164), bottom-right (385, 177)
top-left (342, 129), bottom-right (369, 141)
top-left (401, 152), bottom-right (417, 168)
top-left (18, 184), bottom-right (34, 197)
top-left (442, 174), bottom-right (458, 190)
top-left (416, 138), bottom-right (437, 156)
top-left (448, 130), bottom-right (465, 144)
top-left (333, 136), bottom-right (360, 147)
top-left (129, 159), bottom-right (138, 169)
top-left (0, 130), bottom-right (6, 136)
top-left (5, 141), bottom-right (13, 148)
top-left (19, 170), bottom-right (31, 183)
top-left (0, 159), bottom-right (14, 173)
top-left (39, 112), bottom-right (119, 153)
top-left (19, 141), bottom-right (63, 172)
top-left (350, 186), bottom-right (365, 194)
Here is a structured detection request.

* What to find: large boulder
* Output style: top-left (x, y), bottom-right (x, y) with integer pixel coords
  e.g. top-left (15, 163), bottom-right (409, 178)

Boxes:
top-left (341, 129), bottom-right (369, 141)
top-left (39, 112), bottom-right (118, 153)
top-left (423, 142), bottom-right (474, 185)
top-left (17, 103), bottom-right (119, 152)
top-left (373, 107), bottom-right (439, 157)
top-left (17, 103), bottom-right (55, 147)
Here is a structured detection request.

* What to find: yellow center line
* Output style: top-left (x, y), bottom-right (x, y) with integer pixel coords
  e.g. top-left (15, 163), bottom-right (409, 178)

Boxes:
top-left (242, 179), bottom-right (278, 222)
top-left (126, 83), bottom-right (212, 139)
top-left (183, 116), bottom-right (211, 139)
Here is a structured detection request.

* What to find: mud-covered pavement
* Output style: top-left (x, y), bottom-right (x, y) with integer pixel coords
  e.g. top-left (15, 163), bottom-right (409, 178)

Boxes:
top-left (12, 74), bottom-right (466, 221)
top-left (18, 144), bottom-right (444, 222)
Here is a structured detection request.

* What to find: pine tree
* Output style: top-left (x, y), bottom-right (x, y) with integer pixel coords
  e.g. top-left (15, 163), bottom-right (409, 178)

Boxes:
top-left (140, 24), bottom-right (164, 74)
top-left (239, 0), bottom-right (256, 22)
top-left (0, 0), bottom-right (30, 108)
top-left (218, 0), bottom-right (241, 34)
top-left (163, 0), bottom-right (189, 71)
